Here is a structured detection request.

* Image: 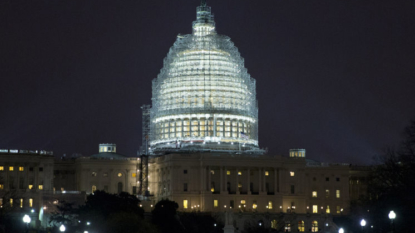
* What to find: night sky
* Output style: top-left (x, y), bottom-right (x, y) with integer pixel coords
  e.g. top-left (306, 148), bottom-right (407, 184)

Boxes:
top-left (1, 0), bottom-right (415, 164)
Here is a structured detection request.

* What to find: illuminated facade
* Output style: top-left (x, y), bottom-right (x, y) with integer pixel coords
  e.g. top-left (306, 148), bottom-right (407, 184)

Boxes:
top-left (150, 1), bottom-right (260, 153)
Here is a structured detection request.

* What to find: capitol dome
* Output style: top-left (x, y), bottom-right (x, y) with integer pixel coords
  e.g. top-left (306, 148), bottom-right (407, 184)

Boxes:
top-left (149, 1), bottom-right (262, 154)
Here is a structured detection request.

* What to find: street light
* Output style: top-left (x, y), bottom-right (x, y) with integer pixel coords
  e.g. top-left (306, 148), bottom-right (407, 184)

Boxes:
top-left (23, 215), bottom-right (31, 233)
top-left (339, 227), bottom-right (344, 233)
top-left (59, 224), bottom-right (66, 232)
top-left (360, 219), bottom-right (366, 232)
top-left (389, 210), bottom-right (396, 233)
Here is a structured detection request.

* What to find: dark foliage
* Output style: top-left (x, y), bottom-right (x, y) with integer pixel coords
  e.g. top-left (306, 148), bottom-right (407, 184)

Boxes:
top-left (151, 199), bottom-right (184, 233)
top-left (355, 118), bottom-right (415, 232)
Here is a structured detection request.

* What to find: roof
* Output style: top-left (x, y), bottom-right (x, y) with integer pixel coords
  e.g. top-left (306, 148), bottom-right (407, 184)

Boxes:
top-left (89, 152), bottom-right (129, 160)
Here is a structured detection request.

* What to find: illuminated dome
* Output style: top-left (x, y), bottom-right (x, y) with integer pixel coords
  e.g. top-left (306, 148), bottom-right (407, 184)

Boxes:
top-left (149, 1), bottom-right (262, 154)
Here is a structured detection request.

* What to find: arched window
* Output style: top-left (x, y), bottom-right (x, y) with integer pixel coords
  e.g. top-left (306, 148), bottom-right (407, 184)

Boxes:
top-left (312, 221), bottom-right (318, 232)
top-left (298, 220), bottom-right (304, 232)
top-left (117, 182), bottom-right (123, 193)
top-left (92, 185), bottom-right (97, 193)
top-left (271, 220), bottom-right (277, 229)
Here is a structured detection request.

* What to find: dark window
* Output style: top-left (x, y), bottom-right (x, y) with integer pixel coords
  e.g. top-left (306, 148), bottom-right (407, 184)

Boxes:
top-left (29, 167), bottom-right (33, 172)
top-left (184, 183), bottom-right (188, 192)
top-left (132, 186), bottom-right (137, 195)
top-left (326, 177), bottom-right (329, 181)
top-left (230, 200), bottom-right (234, 208)
top-left (39, 167), bottom-right (43, 172)
top-left (266, 183), bottom-right (270, 192)
top-left (227, 182), bottom-right (231, 192)
top-left (19, 177), bottom-right (24, 189)
top-left (291, 185), bottom-right (295, 194)
top-left (250, 182), bottom-right (253, 192)
top-left (183, 170), bottom-right (187, 174)
top-left (336, 177), bottom-right (340, 182)
top-left (313, 177), bottom-right (316, 181)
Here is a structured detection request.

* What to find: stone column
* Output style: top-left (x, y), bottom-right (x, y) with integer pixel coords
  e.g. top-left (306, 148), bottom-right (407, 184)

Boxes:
top-left (247, 168), bottom-right (251, 194)
top-left (258, 168), bottom-right (261, 192)
top-left (236, 167), bottom-right (239, 194)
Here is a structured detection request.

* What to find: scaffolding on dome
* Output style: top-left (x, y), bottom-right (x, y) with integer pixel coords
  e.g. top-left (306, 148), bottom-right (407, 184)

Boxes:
top-left (149, 1), bottom-right (264, 155)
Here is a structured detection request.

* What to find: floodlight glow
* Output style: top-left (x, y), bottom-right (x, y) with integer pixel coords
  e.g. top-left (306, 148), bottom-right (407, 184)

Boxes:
top-left (360, 219), bottom-right (366, 227)
top-left (389, 210), bottom-right (396, 220)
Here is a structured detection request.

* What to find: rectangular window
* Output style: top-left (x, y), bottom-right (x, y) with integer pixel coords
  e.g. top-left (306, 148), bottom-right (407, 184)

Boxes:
top-left (325, 189), bottom-right (330, 198)
top-left (0, 184), bottom-right (3, 189)
top-left (10, 199), bottom-right (13, 207)
top-left (183, 183), bottom-right (188, 192)
top-left (336, 190), bottom-right (340, 198)
top-left (268, 201), bottom-right (273, 209)
top-left (9, 167), bottom-right (13, 171)
top-left (132, 173), bottom-right (136, 177)
top-left (291, 185), bottom-right (295, 194)
top-left (312, 191), bottom-right (317, 197)
top-left (29, 167), bottom-right (33, 172)
top-left (230, 200), bottom-right (234, 208)
top-left (238, 171), bottom-right (242, 176)
top-left (313, 205), bottom-right (318, 213)
top-left (39, 167), bottom-right (43, 172)
top-left (214, 200), bottom-right (218, 207)
top-left (265, 171), bottom-right (269, 176)
top-left (336, 206), bottom-right (340, 214)
top-left (290, 171), bottom-right (295, 176)
top-left (0, 166), bottom-right (3, 171)
top-left (29, 198), bottom-right (33, 207)
top-left (20, 198), bottom-right (23, 208)
top-left (38, 185), bottom-right (43, 190)
top-left (19, 167), bottom-right (24, 171)
top-left (183, 200), bottom-right (188, 209)
top-left (252, 201), bottom-right (257, 209)
top-left (326, 177), bottom-right (329, 181)
top-left (28, 185), bottom-right (33, 190)
top-left (336, 177), bottom-right (340, 181)
top-left (326, 205), bottom-right (330, 214)
top-left (241, 200), bottom-right (246, 204)
top-left (183, 170), bottom-right (188, 174)
top-left (227, 170), bottom-right (231, 175)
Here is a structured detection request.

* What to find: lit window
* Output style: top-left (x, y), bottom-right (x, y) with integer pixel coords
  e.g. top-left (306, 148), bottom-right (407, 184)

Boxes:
top-left (252, 201), bottom-right (257, 209)
top-left (211, 170), bottom-right (214, 175)
top-left (227, 170), bottom-right (231, 175)
top-left (9, 167), bottom-right (13, 171)
top-left (238, 171), bottom-right (242, 176)
top-left (312, 221), bottom-right (318, 232)
top-left (183, 183), bottom-right (188, 192)
top-left (291, 185), bottom-right (295, 194)
top-left (132, 173), bottom-right (136, 177)
top-left (92, 185), bottom-right (97, 193)
top-left (271, 220), bottom-right (278, 229)
top-left (0, 166), bottom-right (3, 171)
top-left (312, 205), bottom-right (318, 213)
top-left (0, 184), bottom-right (3, 189)
top-left (298, 220), bottom-right (305, 232)
top-left (38, 185), bottom-right (43, 190)
top-left (268, 201), bottom-right (273, 209)
top-left (312, 191), bottom-right (317, 197)
top-left (183, 200), bottom-right (188, 209)
top-left (28, 185), bottom-right (33, 189)
top-left (290, 171), bottom-right (295, 176)
top-left (336, 190), bottom-right (340, 198)
top-left (325, 189), bottom-right (330, 198)
top-left (117, 173), bottom-right (122, 177)
top-left (336, 206), bottom-right (340, 214)
top-left (326, 205), bottom-right (330, 214)
top-left (29, 198), bottom-right (33, 207)
top-left (238, 183), bottom-right (242, 188)
top-left (10, 199), bottom-right (13, 207)
top-left (20, 198), bottom-right (23, 208)
top-left (265, 171), bottom-right (269, 176)
top-left (19, 167), bottom-right (24, 171)
top-left (285, 223), bottom-right (291, 232)
top-left (214, 200), bottom-right (218, 207)
top-left (241, 200), bottom-right (246, 204)
top-left (211, 187), bottom-right (215, 192)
